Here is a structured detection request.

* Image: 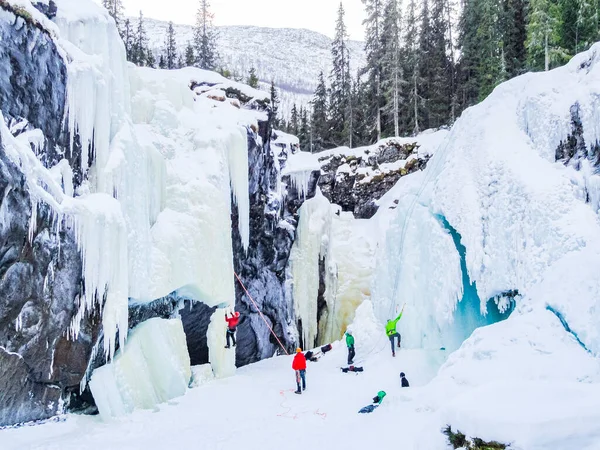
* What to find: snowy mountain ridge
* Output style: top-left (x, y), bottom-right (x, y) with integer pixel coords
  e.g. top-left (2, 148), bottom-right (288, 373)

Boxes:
top-left (139, 17), bottom-right (366, 118)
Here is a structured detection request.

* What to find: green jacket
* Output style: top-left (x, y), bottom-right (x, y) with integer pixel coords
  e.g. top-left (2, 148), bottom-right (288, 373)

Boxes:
top-left (375, 390), bottom-right (386, 404)
top-left (345, 332), bottom-right (354, 347)
top-left (385, 312), bottom-right (403, 336)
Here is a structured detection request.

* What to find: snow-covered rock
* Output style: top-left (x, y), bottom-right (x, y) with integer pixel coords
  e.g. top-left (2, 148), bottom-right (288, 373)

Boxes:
top-left (317, 131), bottom-right (448, 219)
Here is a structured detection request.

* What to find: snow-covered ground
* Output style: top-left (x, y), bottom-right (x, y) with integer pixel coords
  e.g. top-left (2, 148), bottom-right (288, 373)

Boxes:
top-left (4, 303), bottom-right (599, 449)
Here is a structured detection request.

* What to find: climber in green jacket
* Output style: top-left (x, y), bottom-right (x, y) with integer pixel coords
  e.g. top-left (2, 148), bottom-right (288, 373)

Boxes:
top-left (345, 328), bottom-right (355, 365)
top-left (386, 305), bottom-right (405, 357)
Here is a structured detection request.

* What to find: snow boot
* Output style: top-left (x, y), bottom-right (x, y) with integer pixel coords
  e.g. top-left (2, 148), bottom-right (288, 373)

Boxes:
top-left (294, 390), bottom-right (302, 395)
top-left (224, 345), bottom-right (230, 349)
top-left (392, 352), bottom-right (396, 357)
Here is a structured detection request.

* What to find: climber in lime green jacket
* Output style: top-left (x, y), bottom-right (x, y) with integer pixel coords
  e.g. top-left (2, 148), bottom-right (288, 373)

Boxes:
top-left (386, 305), bottom-right (405, 357)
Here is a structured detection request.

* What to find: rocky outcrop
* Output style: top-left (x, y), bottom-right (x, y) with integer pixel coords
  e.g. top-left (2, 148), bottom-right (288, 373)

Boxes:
top-left (231, 119), bottom-right (319, 367)
top-left (318, 139), bottom-right (427, 219)
top-left (0, 3), bottom-right (97, 426)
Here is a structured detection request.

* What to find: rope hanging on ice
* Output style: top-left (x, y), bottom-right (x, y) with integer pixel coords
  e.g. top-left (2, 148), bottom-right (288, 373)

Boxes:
top-left (234, 272), bottom-right (290, 355)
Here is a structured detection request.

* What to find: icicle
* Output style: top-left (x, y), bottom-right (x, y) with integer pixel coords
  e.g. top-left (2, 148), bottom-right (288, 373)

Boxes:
top-left (63, 194), bottom-right (129, 361)
top-left (227, 127), bottom-right (250, 252)
top-left (288, 171), bottom-right (312, 201)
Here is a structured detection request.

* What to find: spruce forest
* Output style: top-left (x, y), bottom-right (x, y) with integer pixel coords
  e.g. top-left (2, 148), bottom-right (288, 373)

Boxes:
top-left (103, 0), bottom-right (600, 152)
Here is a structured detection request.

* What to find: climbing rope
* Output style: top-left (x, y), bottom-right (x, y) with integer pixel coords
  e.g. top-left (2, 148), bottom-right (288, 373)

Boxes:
top-left (277, 389), bottom-right (328, 420)
top-left (234, 272), bottom-right (290, 356)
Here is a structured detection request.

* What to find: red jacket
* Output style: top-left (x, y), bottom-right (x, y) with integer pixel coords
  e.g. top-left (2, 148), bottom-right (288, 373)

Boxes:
top-left (292, 353), bottom-right (306, 371)
top-left (225, 313), bottom-right (239, 329)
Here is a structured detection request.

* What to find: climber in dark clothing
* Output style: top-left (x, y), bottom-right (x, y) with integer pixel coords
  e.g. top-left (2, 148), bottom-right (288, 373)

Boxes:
top-left (400, 372), bottom-right (410, 387)
top-left (225, 311), bottom-right (240, 348)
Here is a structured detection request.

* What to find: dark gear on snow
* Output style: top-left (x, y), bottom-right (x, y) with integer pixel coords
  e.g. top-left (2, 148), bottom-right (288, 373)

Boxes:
top-left (341, 366), bottom-right (364, 373)
top-left (321, 344), bottom-right (333, 353)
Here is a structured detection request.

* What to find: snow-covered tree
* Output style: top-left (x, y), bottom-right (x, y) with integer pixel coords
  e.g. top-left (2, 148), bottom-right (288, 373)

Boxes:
top-left (247, 67), bottom-right (259, 88)
top-left (329, 2), bottom-right (353, 147)
top-left (362, 0), bottom-right (385, 142)
top-left (102, 0), bottom-right (124, 29)
top-left (184, 42), bottom-right (195, 67)
top-left (289, 104), bottom-right (300, 136)
top-left (526, 0), bottom-right (565, 71)
top-left (298, 107), bottom-right (311, 152)
top-left (164, 21), bottom-right (179, 70)
top-left (270, 80), bottom-right (280, 128)
top-left (122, 18), bottom-right (134, 62)
top-left (311, 71), bottom-right (329, 152)
top-left (402, 0), bottom-right (424, 134)
top-left (132, 11), bottom-right (149, 66)
top-left (194, 0), bottom-right (219, 70)
top-left (381, 0), bottom-right (403, 137)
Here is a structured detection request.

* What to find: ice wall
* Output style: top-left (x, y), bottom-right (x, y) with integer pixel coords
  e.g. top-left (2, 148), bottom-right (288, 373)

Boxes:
top-left (372, 43), bottom-right (600, 364)
top-left (89, 318), bottom-right (191, 419)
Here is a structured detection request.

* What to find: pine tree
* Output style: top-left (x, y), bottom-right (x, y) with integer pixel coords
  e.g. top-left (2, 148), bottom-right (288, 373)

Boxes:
top-left (164, 21), bottom-right (178, 70)
top-left (381, 0), bottom-right (404, 137)
top-left (526, 0), bottom-right (565, 71)
top-left (247, 67), bottom-right (259, 88)
top-left (476, 0), bottom-right (505, 99)
top-left (362, 0), bottom-right (385, 142)
top-left (311, 71), bottom-right (329, 152)
top-left (159, 54), bottom-right (167, 69)
top-left (351, 76), bottom-right (371, 146)
top-left (418, 0), bottom-right (436, 129)
top-left (402, 0), bottom-right (424, 134)
top-left (560, 0), bottom-right (598, 56)
top-left (122, 18), bottom-right (134, 62)
top-left (102, 0), bottom-right (124, 30)
top-left (132, 11), bottom-right (149, 66)
top-left (146, 49), bottom-right (156, 68)
top-left (298, 107), bottom-right (311, 152)
top-left (290, 104), bottom-right (300, 136)
top-left (184, 42), bottom-right (195, 67)
top-left (194, 0), bottom-right (219, 70)
top-left (270, 81), bottom-right (281, 129)
top-left (329, 2), bottom-right (353, 147)
top-left (503, 0), bottom-right (529, 78)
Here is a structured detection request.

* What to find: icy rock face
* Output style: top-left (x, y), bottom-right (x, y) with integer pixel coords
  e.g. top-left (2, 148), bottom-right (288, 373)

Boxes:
top-left (231, 120), bottom-right (320, 366)
top-left (0, 4), bottom-right (97, 426)
top-left (318, 139), bottom-right (427, 219)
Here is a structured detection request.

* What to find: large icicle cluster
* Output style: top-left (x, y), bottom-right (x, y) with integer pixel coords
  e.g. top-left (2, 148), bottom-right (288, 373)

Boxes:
top-left (0, 0), bottom-right (270, 421)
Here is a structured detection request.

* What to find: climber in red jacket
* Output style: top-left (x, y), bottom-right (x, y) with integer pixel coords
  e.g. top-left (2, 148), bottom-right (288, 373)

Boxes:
top-left (225, 311), bottom-right (240, 349)
top-left (292, 348), bottom-right (307, 394)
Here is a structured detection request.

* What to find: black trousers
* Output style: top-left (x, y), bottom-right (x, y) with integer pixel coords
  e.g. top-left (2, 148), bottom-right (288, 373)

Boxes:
top-left (347, 345), bottom-right (355, 364)
top-left (226, 328), bottom-right (236, 346)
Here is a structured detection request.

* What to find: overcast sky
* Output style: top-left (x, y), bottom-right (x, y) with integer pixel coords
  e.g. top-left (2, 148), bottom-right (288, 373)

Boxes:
top-left (120, 0), bottom-right (366, 40)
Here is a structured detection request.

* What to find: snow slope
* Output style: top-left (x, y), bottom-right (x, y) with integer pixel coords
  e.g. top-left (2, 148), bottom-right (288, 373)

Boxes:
top-left (140, 17), bottom-right (366, 117)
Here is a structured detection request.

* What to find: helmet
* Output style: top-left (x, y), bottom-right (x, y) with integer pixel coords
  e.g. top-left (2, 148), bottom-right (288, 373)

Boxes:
top-left (296, 347), bottom-right (302, 353)
top-left (346, 328), bottom-right (353, 335)
top-left (234, 312), bottom-right (240, 318)
top-left (400, 372), bottom-right (405, 377)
